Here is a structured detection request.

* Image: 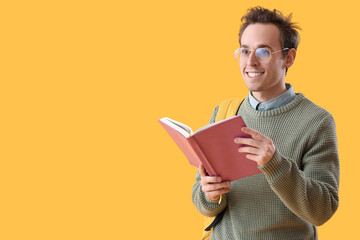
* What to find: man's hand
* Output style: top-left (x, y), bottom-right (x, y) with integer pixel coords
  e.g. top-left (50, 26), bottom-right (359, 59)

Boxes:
top-left (199, 164), bottom-right (231, 202)
top-left (234, 127), bottom-right (275, 166)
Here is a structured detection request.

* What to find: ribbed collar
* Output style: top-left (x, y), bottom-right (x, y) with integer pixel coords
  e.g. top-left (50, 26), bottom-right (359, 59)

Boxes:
top-left (241, 93), bottom-right (306, 117)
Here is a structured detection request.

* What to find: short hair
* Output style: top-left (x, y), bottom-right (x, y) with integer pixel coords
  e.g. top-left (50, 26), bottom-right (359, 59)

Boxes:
top-left (239, 6), bottom-right (301, 58)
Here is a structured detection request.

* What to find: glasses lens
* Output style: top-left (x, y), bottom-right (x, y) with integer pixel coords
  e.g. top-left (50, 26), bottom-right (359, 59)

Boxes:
top-left (255, 48), bottom-right (271, 63)
top-left (234, 49), bottom-right (241, 62)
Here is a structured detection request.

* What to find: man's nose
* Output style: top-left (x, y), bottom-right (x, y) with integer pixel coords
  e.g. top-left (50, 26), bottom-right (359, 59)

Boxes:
top-left (247, 51), bottom-right (259, 66)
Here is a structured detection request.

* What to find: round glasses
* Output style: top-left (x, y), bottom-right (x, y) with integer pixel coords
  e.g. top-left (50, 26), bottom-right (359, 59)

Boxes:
top-left (234, 47), bottom-right (289, 63)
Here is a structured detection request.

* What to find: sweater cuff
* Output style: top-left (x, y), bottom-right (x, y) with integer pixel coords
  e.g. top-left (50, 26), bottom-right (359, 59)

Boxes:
top-left (201, 191), bottom-right (227, 211)
top-left (258, 149), bottom-right (290, 184)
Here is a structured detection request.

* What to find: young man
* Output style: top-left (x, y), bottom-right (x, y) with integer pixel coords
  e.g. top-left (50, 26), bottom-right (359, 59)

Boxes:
top-left (192, 7), bottom-right (339, 240)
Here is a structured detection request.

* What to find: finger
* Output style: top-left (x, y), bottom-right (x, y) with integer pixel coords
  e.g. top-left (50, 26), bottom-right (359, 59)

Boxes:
top-left (202, 181), bottom-right (231, 192)
top-left (199, 164), bottom-right (207, 177)
top-left (245, 153), bottom-right (260, 163)
top-left (234, 137), bottom-right (262, 148)
top-left (246, 153), bottom-right (270, 166)
top-left (206, 187), bottom-right (231, 200)
top-left (241, 127), bottom-right (265, 141)
top-left (201, 175), bottom-right (222, 185)
top-left (238, 146), bottom-right (261, 155)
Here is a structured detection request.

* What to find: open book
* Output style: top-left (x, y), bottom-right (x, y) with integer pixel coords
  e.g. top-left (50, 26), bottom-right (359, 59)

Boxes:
top-left (158, 116), bottom-right (261, 181)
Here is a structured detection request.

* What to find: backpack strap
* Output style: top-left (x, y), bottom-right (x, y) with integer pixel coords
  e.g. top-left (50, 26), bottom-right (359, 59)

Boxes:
top-left (202, 98), bottom-right (244, 240)
top-left (215, 98), bottom-right (244, 122)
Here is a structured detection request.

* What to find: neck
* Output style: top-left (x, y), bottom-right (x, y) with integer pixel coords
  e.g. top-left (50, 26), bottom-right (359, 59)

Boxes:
top-left (251, 83), bottom-right (287, 103)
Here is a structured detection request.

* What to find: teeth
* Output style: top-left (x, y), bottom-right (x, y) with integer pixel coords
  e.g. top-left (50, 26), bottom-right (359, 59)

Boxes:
top-left (248, 72), bottom-right (263, 77)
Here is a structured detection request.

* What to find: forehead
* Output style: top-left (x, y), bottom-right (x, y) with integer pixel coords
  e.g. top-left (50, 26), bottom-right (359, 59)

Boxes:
top-left (240, 23), bottom-right (281, 49)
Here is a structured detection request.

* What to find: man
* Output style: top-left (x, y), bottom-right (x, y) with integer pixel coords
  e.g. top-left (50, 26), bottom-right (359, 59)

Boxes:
top-left (192, 6), bottom-right (339, 240)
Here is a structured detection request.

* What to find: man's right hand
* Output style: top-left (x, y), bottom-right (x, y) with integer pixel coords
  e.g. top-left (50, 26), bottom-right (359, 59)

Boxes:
top-left (199, 164), bottom-right (231, 202)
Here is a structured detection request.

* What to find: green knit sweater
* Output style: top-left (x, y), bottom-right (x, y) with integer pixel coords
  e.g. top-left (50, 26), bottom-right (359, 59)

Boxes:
top-left (192, 93), bottom-right (339, 240)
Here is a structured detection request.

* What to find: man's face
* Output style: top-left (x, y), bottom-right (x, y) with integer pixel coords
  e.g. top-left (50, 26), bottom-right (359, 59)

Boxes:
top-left (240, 23), bottom-right (287, 97)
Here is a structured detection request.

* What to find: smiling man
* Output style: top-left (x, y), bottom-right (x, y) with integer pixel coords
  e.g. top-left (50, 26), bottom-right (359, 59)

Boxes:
top-left (192, 7), bottom-right (339, 240)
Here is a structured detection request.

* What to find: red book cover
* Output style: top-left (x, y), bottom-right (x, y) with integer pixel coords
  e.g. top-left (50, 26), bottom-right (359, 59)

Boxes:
top-left (158, 116), bottom-right (261, 181)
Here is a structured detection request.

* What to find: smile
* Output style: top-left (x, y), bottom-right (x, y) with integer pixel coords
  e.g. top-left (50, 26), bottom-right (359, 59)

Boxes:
top-left (246, 72), bottom-right (264, 78)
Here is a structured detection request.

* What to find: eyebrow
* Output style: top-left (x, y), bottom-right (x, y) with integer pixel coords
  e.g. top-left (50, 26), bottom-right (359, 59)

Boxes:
top-left (241, 44), bottom-right (274, 49)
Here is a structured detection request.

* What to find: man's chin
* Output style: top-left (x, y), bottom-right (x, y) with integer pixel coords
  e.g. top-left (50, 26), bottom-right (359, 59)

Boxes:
top-left (245, 85), bottom-right (263, 92)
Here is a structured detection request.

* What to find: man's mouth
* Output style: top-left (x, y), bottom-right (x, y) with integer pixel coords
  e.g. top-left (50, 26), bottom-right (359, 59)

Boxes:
top-left (246, 72), bottom-right (265, 78)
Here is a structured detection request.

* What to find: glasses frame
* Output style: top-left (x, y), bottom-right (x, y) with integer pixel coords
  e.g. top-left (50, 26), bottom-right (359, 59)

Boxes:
top-left (234, 47), bottom-right (290, 63)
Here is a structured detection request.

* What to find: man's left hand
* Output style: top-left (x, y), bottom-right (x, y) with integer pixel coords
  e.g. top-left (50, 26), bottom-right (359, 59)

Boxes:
top-left (234, 127), bottom-right (275, 166)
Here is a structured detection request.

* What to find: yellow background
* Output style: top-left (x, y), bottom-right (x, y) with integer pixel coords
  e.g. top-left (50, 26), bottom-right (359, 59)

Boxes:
top-left (1, 0), bottom-right (358, 239)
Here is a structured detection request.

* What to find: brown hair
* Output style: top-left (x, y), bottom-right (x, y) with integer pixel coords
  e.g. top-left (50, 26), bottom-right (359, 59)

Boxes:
top-left (239, 6), bottom-right (301, 58)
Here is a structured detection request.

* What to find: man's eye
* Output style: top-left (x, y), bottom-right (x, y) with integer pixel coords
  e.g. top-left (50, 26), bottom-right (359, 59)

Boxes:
top-left (241, 49), bottom-right (249, 55)
top-left (258, 48), bottom-right (270, 56)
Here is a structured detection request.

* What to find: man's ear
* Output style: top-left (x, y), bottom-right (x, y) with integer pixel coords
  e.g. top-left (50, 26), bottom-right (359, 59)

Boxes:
top-left (284, 48), bottom-right (296, 69)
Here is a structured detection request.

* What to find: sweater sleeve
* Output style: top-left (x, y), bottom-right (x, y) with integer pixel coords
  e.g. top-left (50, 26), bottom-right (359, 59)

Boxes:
top-left (191, 106), bottom-right (228, 217)
top-left (192, 169), bottom-right (228, 217)
top-left (259, 114), bottom-right (340, 226)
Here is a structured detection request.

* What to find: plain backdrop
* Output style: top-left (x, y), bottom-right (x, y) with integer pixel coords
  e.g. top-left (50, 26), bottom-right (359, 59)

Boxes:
top-left (0, 0), bottom-right (358, 239)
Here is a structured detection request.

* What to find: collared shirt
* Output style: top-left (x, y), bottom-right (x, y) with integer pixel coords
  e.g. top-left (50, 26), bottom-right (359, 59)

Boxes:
top-left (248, 83), bottom-right (296, 111)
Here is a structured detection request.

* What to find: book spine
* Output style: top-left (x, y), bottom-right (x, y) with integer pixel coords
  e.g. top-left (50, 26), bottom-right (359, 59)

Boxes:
top-left (188, 137), bottom-right (217, 176)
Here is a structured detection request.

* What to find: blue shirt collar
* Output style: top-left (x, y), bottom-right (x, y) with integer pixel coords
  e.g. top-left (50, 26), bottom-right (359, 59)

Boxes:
top-left (248, 83), bottom-right (296, 111)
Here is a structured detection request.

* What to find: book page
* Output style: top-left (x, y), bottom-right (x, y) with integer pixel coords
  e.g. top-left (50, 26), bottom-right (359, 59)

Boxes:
top-left (194, 116), bottom-right (238, 134)
top-left (159, 117), bottom-right (193, 138)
